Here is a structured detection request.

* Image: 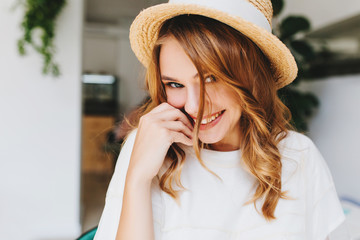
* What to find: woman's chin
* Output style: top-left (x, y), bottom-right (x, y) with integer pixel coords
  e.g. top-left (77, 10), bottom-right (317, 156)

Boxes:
top-left (198, 133), bottom-right (224, 145)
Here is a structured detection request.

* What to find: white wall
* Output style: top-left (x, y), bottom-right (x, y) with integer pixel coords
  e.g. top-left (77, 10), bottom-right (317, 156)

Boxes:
top-left (0, 0), bottom-right (83, 239)
top-left (298, 74), bottom-right (360, 201)
top-left (280, 0), bottom-right (360, 29)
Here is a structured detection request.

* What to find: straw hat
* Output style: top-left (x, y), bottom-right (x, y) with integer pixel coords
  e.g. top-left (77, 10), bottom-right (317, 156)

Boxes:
top-left (129, 0), bottom-right (298, 89)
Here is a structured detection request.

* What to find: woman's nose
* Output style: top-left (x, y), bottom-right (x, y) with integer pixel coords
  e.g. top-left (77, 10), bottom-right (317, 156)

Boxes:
top-left (184, 84), bottom-right (201, 117)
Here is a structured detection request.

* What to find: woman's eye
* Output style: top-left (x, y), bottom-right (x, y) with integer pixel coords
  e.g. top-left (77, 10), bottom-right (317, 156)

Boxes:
top-left (205, 75), bottom-right (216, 83)
top-left (165, 82), bottom-right (184, 88)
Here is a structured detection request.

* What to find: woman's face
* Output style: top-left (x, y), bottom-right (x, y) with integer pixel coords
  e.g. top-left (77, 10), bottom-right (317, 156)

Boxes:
top-left (159, 36), bottom-right (242, 151)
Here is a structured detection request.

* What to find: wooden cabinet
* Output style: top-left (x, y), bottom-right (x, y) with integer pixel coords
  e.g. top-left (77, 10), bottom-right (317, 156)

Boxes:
top-left (81, 115), bottom-right (115, 173)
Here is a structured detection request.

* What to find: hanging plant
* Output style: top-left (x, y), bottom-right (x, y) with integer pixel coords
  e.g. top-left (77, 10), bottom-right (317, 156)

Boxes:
top-left (17, 0), bottom-right (67, 77)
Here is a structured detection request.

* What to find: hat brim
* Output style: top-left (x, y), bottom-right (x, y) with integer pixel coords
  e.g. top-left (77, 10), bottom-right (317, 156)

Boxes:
top-left (129, 3), bottom-right (298, 89)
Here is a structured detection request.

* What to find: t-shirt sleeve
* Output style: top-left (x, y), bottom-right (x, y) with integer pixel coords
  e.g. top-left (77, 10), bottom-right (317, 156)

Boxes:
top-left (304, 138), bottom-right (346, 240)
top-left (93, 129), bottom-right (137, 240)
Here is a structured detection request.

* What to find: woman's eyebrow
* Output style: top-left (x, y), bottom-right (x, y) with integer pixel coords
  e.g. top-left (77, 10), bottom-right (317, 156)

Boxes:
top-left (161, 73), bottom-right (199, 81)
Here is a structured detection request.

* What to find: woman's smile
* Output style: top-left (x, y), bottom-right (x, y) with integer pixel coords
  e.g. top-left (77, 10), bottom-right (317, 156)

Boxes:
top-left (190, 110), bottom-right (225, 130)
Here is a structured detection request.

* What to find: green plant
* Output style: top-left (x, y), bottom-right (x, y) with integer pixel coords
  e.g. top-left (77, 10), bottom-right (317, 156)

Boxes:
top-left (17, 0), bottom-right (67, 77)
top-left (271, 0), bottom-right (320, 132)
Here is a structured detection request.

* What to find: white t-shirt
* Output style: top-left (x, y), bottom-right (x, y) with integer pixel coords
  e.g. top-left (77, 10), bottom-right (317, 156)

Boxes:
top-left (94, 129), bottom-right (346, 240)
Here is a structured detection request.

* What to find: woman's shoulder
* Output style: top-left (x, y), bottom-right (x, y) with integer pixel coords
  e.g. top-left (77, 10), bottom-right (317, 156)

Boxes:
top-left (277, 130), bottom-right (324, 170)
top-left (278, 130), bottom-right (317, 153)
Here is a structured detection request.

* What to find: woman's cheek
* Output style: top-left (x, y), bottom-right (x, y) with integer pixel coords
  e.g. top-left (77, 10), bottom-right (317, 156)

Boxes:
top-left (166, 90), bottom-right (186, 109)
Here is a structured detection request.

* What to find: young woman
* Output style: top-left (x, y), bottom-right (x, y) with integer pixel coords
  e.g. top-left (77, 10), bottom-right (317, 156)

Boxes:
top-left (94, 1), bottom-right (346, 239)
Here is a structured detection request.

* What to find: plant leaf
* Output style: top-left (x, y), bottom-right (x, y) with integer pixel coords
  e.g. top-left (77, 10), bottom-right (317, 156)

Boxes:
top-left (290, 40), bottom-right (316, 61)
top-left (271, 0), bottom-right (284, 17)
top-left (280, 16), bottom-right (311, 40)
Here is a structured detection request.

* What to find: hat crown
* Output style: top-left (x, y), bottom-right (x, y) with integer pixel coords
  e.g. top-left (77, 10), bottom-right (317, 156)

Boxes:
top-left (247, 0), bottom-right (273, 24)
top-left (169, 0), bottom-right (273, 26)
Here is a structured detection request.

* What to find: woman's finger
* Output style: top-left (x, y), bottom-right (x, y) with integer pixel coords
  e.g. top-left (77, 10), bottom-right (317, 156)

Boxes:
top-left (161, 121), bottom-right (193, 139)
top-left (149, 102), bottom-right (173, 114)
top-left (154, 108), bottom-right (194, 131)
top-left (170, 131), bottom-right (193, 146)
top-left (149, 103), bottom-right (194, 130)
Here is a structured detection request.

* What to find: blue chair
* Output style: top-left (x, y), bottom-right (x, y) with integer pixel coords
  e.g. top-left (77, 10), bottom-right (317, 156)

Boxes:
top-left (76, 226), bottom-right (98, 240)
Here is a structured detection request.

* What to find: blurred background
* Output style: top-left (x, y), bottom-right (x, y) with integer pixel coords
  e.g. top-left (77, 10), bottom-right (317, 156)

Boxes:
top-left (0, 0), bottom-right (359, 239)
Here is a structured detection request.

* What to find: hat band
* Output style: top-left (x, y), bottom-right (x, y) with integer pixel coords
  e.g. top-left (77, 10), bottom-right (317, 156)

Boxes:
top-left (169, 0), bottom-right (272, 32)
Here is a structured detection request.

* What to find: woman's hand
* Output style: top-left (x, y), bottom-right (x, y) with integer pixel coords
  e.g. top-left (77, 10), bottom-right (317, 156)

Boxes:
top-left (127, 102), bottom-right (194, 183)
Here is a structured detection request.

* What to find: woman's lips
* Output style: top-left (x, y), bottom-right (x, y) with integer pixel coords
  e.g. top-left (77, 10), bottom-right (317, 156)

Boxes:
top-left (199, 110), bottom-right (225, 130)
top-left (190, 110), bottom-right (225, 127)
top-left (190, 110), bottom-right (223, 121)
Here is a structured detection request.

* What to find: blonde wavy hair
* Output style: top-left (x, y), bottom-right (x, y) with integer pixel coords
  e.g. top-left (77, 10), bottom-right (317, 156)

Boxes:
top-left (126, 14), bottom-right (294, 221)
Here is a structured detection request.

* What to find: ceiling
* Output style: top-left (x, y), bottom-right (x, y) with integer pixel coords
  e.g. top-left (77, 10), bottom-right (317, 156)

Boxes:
top-left (85, 0), bottom-right (167, 23)
top-left (306, 13), bottom-right (360, 39)
top-left (305, 13), bottom-right (360, 59)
